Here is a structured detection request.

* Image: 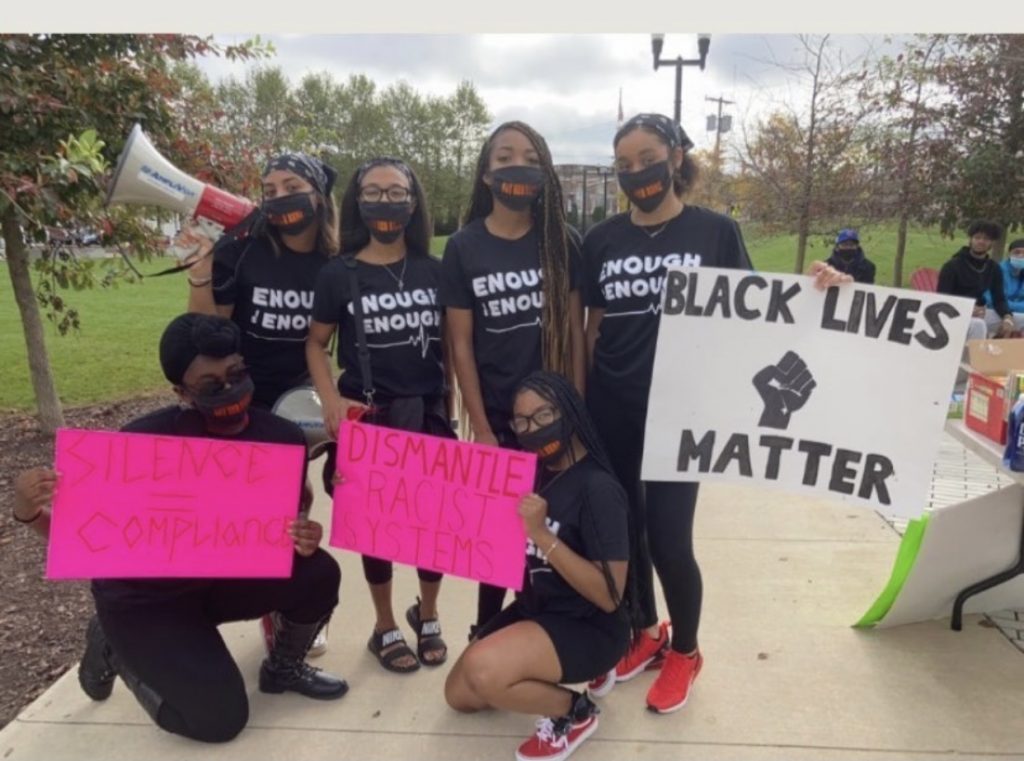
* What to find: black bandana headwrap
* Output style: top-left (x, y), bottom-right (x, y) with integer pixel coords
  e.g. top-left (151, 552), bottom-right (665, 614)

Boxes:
top-left (614, 113), bottom-right (695, 152)
top-left (262, 152), bottom-right (337, 197)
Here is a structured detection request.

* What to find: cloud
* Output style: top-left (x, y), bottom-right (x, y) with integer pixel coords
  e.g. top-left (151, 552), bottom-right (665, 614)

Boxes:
top-left (195, 33), bottom-right (912, 164)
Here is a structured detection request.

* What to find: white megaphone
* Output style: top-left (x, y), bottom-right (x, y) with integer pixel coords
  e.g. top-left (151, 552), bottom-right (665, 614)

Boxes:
top-left (272, 386), bottom-right (332, 460)
top-left (105, 123), bottom-right (256, 245)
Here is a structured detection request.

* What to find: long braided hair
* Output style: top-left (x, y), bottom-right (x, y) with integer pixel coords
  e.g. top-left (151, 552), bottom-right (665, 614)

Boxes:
top-left (464, 122), bottom-right (575, 380)
top-left (515, 371), bottom-right (645, 640)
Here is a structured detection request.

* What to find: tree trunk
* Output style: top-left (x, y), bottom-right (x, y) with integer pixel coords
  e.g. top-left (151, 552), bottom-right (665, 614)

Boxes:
top-left (895, 213), bottom-right (909, 288)
top-left (2, 205), bottom-right (65, 433)
top-left (795, 211), bottom-right (810, 274)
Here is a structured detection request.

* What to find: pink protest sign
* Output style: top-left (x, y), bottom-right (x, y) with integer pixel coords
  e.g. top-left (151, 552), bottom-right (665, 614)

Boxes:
top-left (330, 421), bottom-right (536, 590)
top-left (46, 428), bottom-right (305, 580)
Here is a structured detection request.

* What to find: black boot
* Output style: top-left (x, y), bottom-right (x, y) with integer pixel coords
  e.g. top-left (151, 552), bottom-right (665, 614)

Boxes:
top-left (79, 615), bottom-right (167, 726)
top-left (259, 616), bottom-right (348, 700)
top-left (78, 615), bottom-right (116, 701)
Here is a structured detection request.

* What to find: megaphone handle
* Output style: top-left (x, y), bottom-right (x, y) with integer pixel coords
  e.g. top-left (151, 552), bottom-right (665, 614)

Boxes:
top-left (193, 217), bottom-right (227, 242)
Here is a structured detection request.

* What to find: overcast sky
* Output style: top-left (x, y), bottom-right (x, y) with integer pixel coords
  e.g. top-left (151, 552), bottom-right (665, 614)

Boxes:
top-left (197, 34), bottom-right (906, 167)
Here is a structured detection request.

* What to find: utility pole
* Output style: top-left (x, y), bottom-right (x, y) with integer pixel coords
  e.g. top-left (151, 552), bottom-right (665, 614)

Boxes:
top-left (705, 95), bottom-right (735, 165)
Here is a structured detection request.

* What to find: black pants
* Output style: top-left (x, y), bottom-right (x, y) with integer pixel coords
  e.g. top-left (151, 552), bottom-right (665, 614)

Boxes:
top-left (587, 378), bottom-right (702, 653)
top-left (322, 396), bottom-right (447, 587)
top-left (93, 550), bottom-right (340, 743)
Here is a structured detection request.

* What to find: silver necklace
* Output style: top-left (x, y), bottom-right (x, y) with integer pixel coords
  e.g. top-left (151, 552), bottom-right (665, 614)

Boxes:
top-left (641, 221), bottom-right (671, 238)
top-left (382, 257), bottom-right (408, 290)
top-left (965, 255), bottom-right (988, 274)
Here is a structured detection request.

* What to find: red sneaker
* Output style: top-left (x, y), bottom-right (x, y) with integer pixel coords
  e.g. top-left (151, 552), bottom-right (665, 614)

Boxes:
top-left (587, 621), bottom-right (669, 698)
top-left (617, 621), bottom-right (671, 681)
top-left (515, 713), bottom-right (599, 761)
top-left (586, 668), bottom-right (616, 698)
top-left (646, 648), bottom-right (703, 714)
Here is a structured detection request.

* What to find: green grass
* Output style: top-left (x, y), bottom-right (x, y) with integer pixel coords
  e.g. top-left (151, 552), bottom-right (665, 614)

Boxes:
top-left (0, 226), bottom-right (958, 413)
top-left (1, 256), bottom-right (183, 413)
top-left (744, 222), bottom-right (957, 286)
top-left (429, 235), bottom-right (448, 257)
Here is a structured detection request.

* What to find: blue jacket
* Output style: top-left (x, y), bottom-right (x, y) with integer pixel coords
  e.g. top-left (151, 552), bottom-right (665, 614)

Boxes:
top-left (985, 258), bottom-right (1024, 313)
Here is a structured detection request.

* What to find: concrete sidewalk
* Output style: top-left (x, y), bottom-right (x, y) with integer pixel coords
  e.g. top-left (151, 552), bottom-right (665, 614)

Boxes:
top-left (2, 482), bottom-right (1022, 761)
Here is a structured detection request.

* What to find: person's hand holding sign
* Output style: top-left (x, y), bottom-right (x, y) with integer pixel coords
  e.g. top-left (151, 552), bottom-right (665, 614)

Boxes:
top-left (518, 493), bottom-right (551, 545)
top-left (322, 393), bottom-right (370, 441)
top-left (807, 260), bottom-right (853, 289)
top-left (289, 518), bottom-right (325, 557)
top-left (13, 467), bottom-right (57, 526)
top-left (753, 351), bottom-right (817, 430)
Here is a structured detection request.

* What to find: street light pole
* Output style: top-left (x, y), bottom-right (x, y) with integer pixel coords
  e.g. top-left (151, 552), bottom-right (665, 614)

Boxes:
top-left (651, 33), bottom-right (711, 126)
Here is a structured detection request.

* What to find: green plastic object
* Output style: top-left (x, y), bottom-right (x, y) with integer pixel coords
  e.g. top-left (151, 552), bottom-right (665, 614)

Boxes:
top-left (853, 514), bottom-right (931, 628)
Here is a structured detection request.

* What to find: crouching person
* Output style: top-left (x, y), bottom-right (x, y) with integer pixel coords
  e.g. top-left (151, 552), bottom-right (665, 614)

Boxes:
top-left (444, 371), bottom-right (633, 761)
top-left (12, 313), bottom-right (347, 744)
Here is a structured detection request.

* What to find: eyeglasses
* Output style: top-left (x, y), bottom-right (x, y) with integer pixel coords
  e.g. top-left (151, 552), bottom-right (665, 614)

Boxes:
top-left (185, 366), bottom-right (249, 398)
top-left (510, 405), bottom-right (559, 435)
top-left (359, 185), bottom-right (411, 203)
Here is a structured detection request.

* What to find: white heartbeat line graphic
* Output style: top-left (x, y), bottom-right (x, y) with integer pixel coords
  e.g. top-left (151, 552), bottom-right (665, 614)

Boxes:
top-left (602, 302), bottom-right (664, 319)
top-left (484, 317), bottom-right (542, 334)
top-left (365, 323), bottom-right (441, 359)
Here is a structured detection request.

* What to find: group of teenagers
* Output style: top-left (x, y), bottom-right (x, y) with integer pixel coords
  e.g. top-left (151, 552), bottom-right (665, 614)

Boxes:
top-left (13, 112), bottom-right (851, 761)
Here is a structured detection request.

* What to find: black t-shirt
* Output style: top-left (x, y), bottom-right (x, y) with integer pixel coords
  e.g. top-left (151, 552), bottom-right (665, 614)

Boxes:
top-left (213, 236), bottom-right (329, 408)
top-left (439, 219), bottom-right (581, 417)
top-left (312, 254), bottom-right (444, 401)
top-left (522, 457), bottom-right (630, 619)
top-left (91, 406), bottom-right (308, 608)
top-left (582, 207), bottom-right (752, 412)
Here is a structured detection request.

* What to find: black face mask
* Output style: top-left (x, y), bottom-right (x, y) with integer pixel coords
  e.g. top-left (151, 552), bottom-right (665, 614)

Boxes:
top-left (359, 201), bottom-right (413, 244)
top-left (490, 166), bottom-right (544, 211)
top-left (192, 375), bottom-right (254, 431)
top-left (617, 161), bottom-right (673, 213)
top-left (263, 192), bottom-right (318, 235)
top-left (516, 417), bottom-right (571, 466)
top-left (836, 248), bottom-right (859, 261)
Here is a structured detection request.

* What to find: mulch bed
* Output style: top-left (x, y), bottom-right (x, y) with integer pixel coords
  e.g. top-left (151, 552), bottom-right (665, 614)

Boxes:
top-left (0, 392), bottom-right (174, 728)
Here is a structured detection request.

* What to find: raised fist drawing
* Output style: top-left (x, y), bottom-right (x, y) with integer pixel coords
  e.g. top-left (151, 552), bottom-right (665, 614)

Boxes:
top-left (752, 351), bottom-right (816, 430)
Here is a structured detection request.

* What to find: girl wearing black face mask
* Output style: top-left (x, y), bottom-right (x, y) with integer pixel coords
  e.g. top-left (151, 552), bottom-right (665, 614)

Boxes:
top-left (307, 157), bottom-right (453, 674)
top-left (445, 371), bottom-right (634, 761)
top-left (182, 153), bottom-right (340, 411)
top-left (178, 154), bottom-right (340, 660)
top-left (439, 121), bottom-right (587, 639)
top-left (581, 113), bottom-right (851, 714)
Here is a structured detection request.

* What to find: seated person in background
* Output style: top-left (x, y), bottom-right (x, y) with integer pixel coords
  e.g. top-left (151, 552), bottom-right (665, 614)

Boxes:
top-left (12, 313), bottom-right (347, 744)
top-left (826, 229), bottom-right (876, 284)
top-left (984, 238), bottom-right (1024, 336)
top-left (937, 220), bottom-right (1014, 342)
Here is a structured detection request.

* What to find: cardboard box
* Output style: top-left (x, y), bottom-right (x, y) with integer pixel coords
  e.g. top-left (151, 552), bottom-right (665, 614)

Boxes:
top-left (964, 340), bottom-right (1024, 445)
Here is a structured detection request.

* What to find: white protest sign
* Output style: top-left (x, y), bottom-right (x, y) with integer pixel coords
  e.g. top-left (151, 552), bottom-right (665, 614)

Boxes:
top-left (641, 266), bottom-right (974, 517)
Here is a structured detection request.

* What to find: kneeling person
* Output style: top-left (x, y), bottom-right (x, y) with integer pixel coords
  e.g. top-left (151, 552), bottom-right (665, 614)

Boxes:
top-left (12, 313), bottom-right (347, 744)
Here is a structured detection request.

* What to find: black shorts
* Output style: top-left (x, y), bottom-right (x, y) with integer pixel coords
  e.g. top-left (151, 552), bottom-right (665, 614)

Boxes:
top-left (476, 601), bottom-right (629, 684)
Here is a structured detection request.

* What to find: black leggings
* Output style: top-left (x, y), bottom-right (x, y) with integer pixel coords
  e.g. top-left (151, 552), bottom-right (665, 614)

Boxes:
top-left (588, 379), bottom-right (702, 653)
top-left (473, 412), bottom-right (522, 629)
top-left (93, 550), bottom-right (340, 743)
top-left (362, 556), bottom-right (443, 585)
top-left (322, 442), bottom-right (444, 586)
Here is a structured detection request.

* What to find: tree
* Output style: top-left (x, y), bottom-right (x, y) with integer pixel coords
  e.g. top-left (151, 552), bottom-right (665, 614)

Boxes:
top-left (446, 81), bottom-right (491, 224)
top-left (0, 34), bottom-right (264, 432)
top-left (927, 34), bottom-right (1024, 252)
top-left (861, 36), bottom-right (948, 286)
top-left (737, 35), bottom-right (872, 272)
